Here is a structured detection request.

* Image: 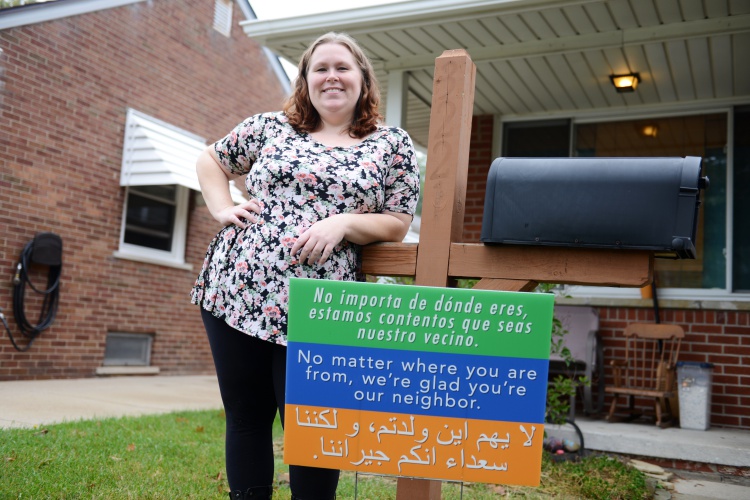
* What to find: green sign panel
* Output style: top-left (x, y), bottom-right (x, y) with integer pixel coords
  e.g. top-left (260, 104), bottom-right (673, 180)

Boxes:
top-left (288, 279), bottom-right (554, 359)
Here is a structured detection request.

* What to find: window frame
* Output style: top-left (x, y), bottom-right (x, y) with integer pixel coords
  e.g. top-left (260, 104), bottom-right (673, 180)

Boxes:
top-left (114, 184), bottom-right (192, 270)
top-left (102, 332), bottom-right (154, 367)
top-left (497, 106), bottom-right (750, 303)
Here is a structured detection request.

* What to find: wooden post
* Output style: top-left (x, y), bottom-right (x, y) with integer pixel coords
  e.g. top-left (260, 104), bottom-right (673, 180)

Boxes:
top-left (393, 48), bottom-right (476, 500)
top-left (413, 49), bottom-right (476, 288)
top-left (359, 49), bottom-right (653, 500)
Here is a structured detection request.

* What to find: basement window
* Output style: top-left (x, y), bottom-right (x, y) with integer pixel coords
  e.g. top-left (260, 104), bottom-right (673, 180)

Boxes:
top-left (103, 333), bottom-right (153, 366)
top-left (213, 0), bottom-right (233, 37)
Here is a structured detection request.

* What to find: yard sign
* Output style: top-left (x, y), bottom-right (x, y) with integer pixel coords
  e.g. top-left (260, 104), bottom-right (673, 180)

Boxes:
top-left (284, 278), bottom-right (554, 486)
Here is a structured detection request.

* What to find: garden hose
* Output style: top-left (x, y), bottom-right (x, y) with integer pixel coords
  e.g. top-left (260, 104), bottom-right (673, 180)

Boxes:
top-left (2, 234), bottom-right (62, 352)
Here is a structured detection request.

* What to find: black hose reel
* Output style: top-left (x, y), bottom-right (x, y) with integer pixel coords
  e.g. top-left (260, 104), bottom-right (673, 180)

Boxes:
top-left (1, 232), bottom-right (63, 352)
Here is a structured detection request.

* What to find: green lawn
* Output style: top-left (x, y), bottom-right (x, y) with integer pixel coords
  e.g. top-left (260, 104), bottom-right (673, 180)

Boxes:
top-left (0, 410), bottom-right (649, 499)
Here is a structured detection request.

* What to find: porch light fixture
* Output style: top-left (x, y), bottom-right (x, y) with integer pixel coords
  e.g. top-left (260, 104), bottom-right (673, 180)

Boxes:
top-left (642, 124), bottom-right (658, 138)
top-left (610, 73), bottom-right (640, 92)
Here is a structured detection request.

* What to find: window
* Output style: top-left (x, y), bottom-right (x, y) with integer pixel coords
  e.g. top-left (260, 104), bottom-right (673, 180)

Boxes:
top-left (502, 110), bottom-right (747, 298)
top-left (119, 184), bottom-right (188, 263)
top-left (733, 107), bottom-right (750, 292)
top-left (116, 109), bottom-right (200, 268)
top-left (213, 0), bottom-right (233, 37)
top-left (503, 119), bottom-right (570, 157)
top-left (103, 332), bottom-right (153, 366)
top-left (574, 114), bottom-right (727, 291)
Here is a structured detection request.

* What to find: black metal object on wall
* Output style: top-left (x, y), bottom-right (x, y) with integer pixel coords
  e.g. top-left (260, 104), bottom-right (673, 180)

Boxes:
top-left (480, 157), bottom-right (707, 259)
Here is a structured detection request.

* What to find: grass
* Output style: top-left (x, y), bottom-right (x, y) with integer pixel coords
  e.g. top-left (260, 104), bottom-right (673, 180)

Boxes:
top-left (0, 410), bottom-right (650, 499)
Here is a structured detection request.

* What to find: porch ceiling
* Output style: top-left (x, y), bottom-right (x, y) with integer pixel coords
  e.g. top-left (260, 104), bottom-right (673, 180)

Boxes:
top-left (243, 0), bottom-right (750, 148)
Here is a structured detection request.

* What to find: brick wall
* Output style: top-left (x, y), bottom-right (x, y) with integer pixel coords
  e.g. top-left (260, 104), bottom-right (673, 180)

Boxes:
top-left (598, 306), bottom-right (750, 430)
top-left (463, 115), bottom-right (494, 242)
top-left (463, 115), bottom-right (749, 430)
top-left (0, 0), bottom-right (287, 379)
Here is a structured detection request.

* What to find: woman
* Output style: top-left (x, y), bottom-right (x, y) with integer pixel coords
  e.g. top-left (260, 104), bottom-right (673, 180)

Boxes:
top-left (191, 32), bottom-right (420, 500)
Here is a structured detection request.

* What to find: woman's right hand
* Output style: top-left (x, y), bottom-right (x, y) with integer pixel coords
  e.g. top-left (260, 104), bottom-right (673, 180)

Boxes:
top-left (197, 147), bottom-right (263, 228)
top-left (215, 198), bottom-right (263, 228)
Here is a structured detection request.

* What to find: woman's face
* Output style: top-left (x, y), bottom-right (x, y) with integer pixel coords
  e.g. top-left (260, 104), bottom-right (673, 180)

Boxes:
top-left (306, 42), bottom-right (363, 123)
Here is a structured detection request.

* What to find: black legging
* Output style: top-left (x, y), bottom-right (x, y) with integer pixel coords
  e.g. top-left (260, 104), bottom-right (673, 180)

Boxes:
top-left (202, 309), bottom-right (340, 499)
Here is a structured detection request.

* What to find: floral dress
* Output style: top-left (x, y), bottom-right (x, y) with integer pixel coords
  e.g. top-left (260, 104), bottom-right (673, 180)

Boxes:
top-left (191, 112), bottom-right (420, 345)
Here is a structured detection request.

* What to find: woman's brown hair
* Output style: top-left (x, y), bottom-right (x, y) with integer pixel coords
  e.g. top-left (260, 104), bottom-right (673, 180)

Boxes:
top-left (283, 32), bottom-right (382, 138)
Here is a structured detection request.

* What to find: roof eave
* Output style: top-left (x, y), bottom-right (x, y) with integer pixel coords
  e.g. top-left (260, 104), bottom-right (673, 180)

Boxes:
top-left (0, 0), bottom-right (146, 31)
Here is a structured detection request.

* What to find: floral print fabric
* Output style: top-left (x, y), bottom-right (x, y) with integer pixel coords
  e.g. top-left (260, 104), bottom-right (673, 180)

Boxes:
top-left (191, 112), bottom-right (419, 345)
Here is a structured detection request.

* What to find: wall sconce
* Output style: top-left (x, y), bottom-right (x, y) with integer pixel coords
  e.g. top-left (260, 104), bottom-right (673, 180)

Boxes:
top-left (642, 124), bottom-right (658, 138)
top-left (610, 73), bottom-right (640, 92)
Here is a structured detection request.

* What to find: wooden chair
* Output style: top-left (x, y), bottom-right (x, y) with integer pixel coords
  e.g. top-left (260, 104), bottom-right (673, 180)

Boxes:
top-left (605, 323), bottom-right (684, 427)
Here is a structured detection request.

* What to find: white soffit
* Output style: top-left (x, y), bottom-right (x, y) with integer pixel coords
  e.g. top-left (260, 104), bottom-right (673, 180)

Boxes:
top-left (240, 0), bottom-right (750, 148)
top-left (120, 109), bottom-right (246, 203)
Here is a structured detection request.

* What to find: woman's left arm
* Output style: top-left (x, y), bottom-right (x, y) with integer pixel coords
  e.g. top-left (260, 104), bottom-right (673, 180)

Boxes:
top-left (291, 211), bottom-right (411, 266)
top-left (293, 127), bottom-right (420, 266)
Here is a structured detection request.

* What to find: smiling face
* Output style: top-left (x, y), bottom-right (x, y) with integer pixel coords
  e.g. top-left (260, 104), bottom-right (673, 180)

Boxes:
top-left (306, 42), bottom-right (363, 125)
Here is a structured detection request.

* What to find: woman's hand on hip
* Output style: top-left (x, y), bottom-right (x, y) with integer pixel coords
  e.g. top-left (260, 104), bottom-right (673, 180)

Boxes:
top-left (216, 198), bottom-right (263, 228)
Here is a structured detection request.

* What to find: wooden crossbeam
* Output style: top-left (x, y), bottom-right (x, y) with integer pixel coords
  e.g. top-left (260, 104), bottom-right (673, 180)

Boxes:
top-left (448, 244), bottom-right (652, 287)
top-left (361, 242), bottom-right (417, 276)
top-left (362, 243), bottom-right (652, 288)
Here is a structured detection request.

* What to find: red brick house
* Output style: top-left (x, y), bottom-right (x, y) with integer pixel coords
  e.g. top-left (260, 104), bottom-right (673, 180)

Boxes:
top-left (3, 0), bottom-right (748, 435)
top-left (241, 0), bottom-right (750, 431)
top-left (0, 0), bottom-right (287, 379)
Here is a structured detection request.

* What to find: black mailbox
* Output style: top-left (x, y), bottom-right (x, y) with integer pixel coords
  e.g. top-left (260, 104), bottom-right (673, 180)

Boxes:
top-left (480, 157), bottom-right (707, 259)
